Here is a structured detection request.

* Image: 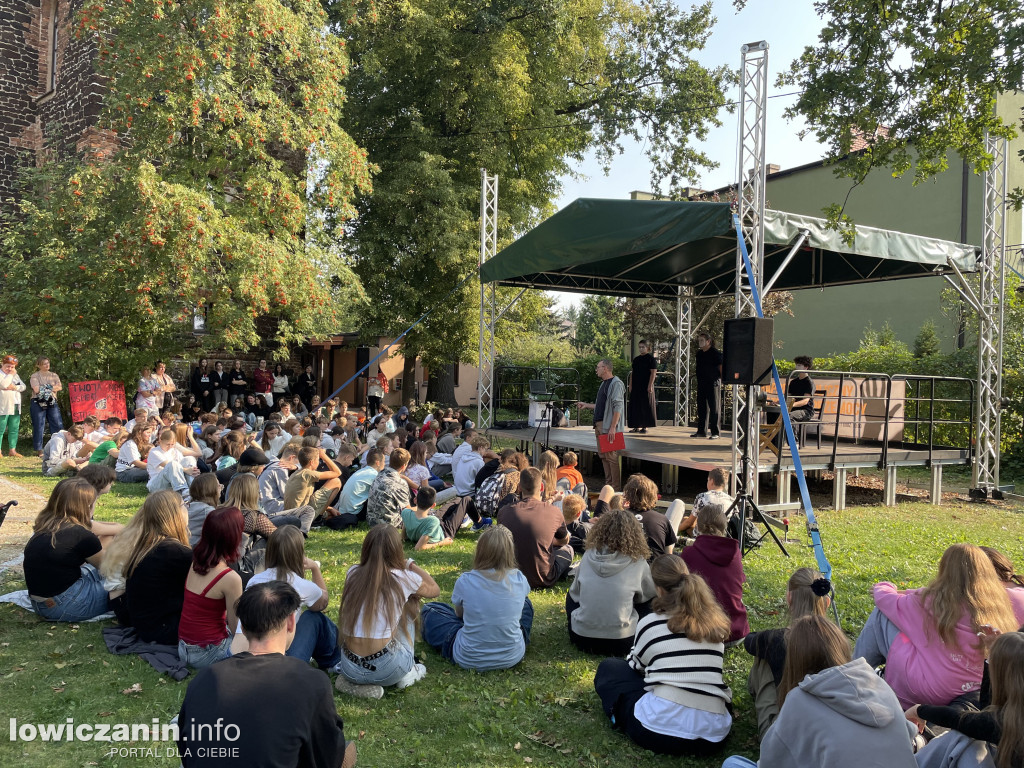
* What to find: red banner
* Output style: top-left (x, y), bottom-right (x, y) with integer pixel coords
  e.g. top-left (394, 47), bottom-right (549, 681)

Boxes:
top-left (69, 380), bottom-right (128, 423)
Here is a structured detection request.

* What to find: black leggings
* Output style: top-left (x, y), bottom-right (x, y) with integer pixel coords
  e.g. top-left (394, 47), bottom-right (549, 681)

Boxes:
top-left (565, 595), bottom-right (635, 657)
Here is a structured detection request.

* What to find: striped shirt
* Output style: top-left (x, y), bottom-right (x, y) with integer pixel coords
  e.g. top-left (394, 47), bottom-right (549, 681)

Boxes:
top-left (628, 613), bottom-right (732, 713)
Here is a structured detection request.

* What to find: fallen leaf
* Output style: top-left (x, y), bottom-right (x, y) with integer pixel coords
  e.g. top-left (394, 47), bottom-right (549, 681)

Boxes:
top-left (52, 687), bottom-right (65, 693)
top-left (54, 662), bottom-right (67, 669)
top-left (98, 712), bottom-right (113, 717)
top-left (523, 758), bottom-right (533, 764)
top-left (358, 731), bottom-right (365, 739)
top-left (513, 743), bottom-right (521, 751)
top-left (121, 683), bottom-right (142, 695)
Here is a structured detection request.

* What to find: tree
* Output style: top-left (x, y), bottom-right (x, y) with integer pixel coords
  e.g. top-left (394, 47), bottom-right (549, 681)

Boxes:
top-left (1, 0), bottom-right (371, 383)
top-left (330, 0), bottom-right (731, 401)
top-left (778, 0), bottom-right (1023, 229)
top-left (913, 319), bottom-right (942, 358)
top-left (573, 295), bottom-right (624, 359)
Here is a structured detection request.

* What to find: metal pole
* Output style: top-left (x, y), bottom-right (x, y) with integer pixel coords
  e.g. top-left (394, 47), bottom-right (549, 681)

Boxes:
top-left (476, 170), bottom-right (499, 430)
top-left (677, 290), bottom-right (692, 427)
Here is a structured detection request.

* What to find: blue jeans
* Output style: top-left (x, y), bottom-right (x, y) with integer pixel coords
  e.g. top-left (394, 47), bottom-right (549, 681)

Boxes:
top-left (721, 758), bottom-right (757, 768)
top-left (288, 611), bottom-right (341, 669)
top-left (421, 599), bottom-right (534, 663)
top-left (30, 564), bottom-right (108, 622)
top-left (178, 636), bottom-right (232, 668)
top-left (30, 401), bottom-right (63, 452)
top-left (337, 622), bottom-right (416, 687)
top-left (853, 607), bottom-right (902, 667)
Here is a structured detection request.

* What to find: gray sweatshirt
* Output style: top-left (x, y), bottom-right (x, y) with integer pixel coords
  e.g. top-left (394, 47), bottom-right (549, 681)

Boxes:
top-left (568, 548), bottom-right (655, 639)
top-left (759, 657), bottom-right (918, 768)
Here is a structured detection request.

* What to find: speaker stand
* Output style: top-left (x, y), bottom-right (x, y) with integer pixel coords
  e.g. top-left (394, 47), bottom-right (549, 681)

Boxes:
top-left (726, 492), bottom-right (789, 558)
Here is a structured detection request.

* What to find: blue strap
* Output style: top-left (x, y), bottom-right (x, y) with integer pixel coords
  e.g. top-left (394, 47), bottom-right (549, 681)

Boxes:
top-left (733, 215), bottom-right (833, 582)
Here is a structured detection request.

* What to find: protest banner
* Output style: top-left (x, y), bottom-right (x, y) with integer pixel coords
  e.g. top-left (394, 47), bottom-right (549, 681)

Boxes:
top-left (69, 380), bottom-right (128, 422)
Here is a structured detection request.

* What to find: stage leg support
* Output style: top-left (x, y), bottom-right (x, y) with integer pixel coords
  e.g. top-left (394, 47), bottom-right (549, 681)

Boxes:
top-left (833, 468), bottom-right (847, 511)
top-left (883, 466), bottom-right (898, 507)
top-left (930, 465), bottom-right (943, 506)
top-left (777, 470), bottom-right (792, 505)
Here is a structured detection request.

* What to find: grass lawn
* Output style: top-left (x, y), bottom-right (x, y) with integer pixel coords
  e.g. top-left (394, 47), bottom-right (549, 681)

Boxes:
top-left (1, 457), bottom-right (1023, 768)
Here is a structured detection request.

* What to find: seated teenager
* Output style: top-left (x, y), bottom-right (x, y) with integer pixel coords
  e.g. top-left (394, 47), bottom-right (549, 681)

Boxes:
top-left (721, 616), bottom-right (918, 768)
top-left (497, 467), bottom-right (572, 589)
top-left (147, 428), bottom-right (198, 496)
top-left (177, 581), bottom-right (355, 768)
top-left (594, 556), bottom-right (732, 756)
top-left (401, 487), bottom-right (453, 551)
top-left (853, 543), bottom-right (1019, 709)
top-left (178, 507), bottom-right (245, 668)
top-left (115, 424), bottom-right (153, 483)
top-left (42, 424), bottom-right (90, 476)
top-left (566, 508), bottom-right (656, 656)
top-left (335, 525), bottom-right (441, 698)
top-left (23, 479), bottom-right (120, 622)
top-left (453, 436), bottom-right (491, 498)
top-left (229, 526), bottom-right (341, 671)
top-left (101, 490), bottom-right (192, 645)
top-left (622, 473), bottom-right (678, 558)
top-left (258, 441), bottom-right (300, 513)
top-left (421, 525), bottom-right (533, 671)
top-left (329, 449), bottom-right (384, 530)
top-left (743, 567), bottom-right (832, 737)
top-left (556, 451), bottom-right (587, 495)
top-left (402, 440), bottom-right (432, 495)
top-left (562, 494), bottom-right (592, 553)
top-left (366, 447), bottom-right (412, 528)
top-left (680, 502), bottom-right (750, 646)
top-left (186, 473), bottom-right (222, 547)
top-left (284, 446), bottom-right (342, 522)
top-left (679, 467), bottom-right (733, 538)
top-left (981, 545), bottom-right (1024, 618)
top-left (537, 450), bottom-right (562, 503)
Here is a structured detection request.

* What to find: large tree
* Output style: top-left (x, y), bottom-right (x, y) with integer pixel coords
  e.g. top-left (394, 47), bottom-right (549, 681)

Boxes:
top-left (779, 0), bottom-right (1023, 229)
top-left (330, 0), bottom-right (731, 403)
top-left (1, 0), bottom-right (371, 382)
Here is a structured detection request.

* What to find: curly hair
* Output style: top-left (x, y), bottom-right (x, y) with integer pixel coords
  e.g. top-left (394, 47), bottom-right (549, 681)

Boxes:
top-left (585, 508), bottom-right (650, 561)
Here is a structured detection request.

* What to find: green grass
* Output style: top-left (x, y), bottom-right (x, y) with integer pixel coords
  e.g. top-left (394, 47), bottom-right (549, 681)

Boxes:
top-left (1, 459), bottom-right (1023, 767)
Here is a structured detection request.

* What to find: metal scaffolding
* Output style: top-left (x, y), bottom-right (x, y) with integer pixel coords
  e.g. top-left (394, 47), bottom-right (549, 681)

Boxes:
top-left (476, 169), bottom-right (499, 430)
top-left (676, 291), bottom-right (692, 426)
top-left (732, 40), bottom-right (770, 501)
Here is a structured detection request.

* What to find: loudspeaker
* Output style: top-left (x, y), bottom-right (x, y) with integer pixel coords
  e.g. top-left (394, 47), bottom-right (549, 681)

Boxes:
top-left (722, 318), bottom-right (774, 385)
top-left (355, 347), bottom-right (370, 375)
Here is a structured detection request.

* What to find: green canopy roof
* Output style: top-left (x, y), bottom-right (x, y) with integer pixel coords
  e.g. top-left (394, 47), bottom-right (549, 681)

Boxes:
top-left (480, 199), bottom-right (979, 299)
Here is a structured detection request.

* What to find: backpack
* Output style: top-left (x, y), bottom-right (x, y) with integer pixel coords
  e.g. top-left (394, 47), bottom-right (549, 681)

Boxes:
top-left (475, 470), bottom-right (508, 517)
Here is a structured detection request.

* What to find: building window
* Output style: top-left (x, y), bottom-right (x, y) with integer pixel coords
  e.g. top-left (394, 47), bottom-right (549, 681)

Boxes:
top-left (45, 0), bottom-right (59, 93)
top-left (452, 360), bottom-right (460, 387)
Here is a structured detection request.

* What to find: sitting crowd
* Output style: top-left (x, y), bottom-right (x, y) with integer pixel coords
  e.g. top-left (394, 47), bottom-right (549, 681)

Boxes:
top-left (13, 356), bottom-right (1024, 768)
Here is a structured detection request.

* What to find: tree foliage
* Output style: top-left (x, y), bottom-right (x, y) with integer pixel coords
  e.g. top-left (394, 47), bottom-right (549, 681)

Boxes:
top-left (1, 0), bottom-right (371, 382)
top-left (330, 0), bottom-right (731, 371)
top-left (779, 0), bottom-right (1024, 225)
top-left (572, 295), bottom-right (624, 358)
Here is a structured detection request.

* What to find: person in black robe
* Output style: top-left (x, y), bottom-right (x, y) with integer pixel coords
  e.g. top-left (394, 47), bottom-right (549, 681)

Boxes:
top-left (628, 340), bottom-right (658, 433)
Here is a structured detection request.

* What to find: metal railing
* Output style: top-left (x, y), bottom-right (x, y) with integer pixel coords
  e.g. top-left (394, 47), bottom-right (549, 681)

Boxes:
top-left (493, 366), bottom-right (582, 425)
top-left (627, 370), bottom-right (682, 425)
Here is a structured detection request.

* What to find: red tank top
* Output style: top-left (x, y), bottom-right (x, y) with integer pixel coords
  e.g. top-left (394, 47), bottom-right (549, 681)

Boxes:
top-left (178, 568), bottom-right (232, 646)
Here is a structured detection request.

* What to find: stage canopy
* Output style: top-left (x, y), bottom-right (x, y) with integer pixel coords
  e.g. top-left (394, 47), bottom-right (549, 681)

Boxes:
top-left (479, 199), bottom-right (980, 299)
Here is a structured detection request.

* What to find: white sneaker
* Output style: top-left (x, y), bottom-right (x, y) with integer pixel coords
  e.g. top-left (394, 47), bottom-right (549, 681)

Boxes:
top-left (334, 675), bottom-right (384, 700)
top-left (394, 663), bottom-right (427, 690)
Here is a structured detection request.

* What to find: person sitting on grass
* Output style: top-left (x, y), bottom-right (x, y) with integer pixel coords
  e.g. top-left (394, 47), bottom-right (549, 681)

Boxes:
top-left (335, 525), bottom-right (441, 699)
top-left (853, 542), bottom-right (1019, 709)
top-left (622, 473), bottom-right (677, 558)
top-left (743, 567), bottom-right (832, 737)
top-left (186, 473), bottom-right (222, 547)
top-left (178, 506), bottom-right (245, 669)
top-left (453, 435), bottom-right (491, 498)
top-left (679, 502), bottom-right (750, 646)
top-left (147, 428), bottom-right (198, 497)
top-left (114, 423), bottom-right (152, 483)
top-left (566, 508), bottom-right (655, 656)
top-left (497, 467), bottom-right (571, 589)
top-left (421, 525), bottom-right (533, 671)
top-left (562, 493), bottom-right (592, 553)
top-left (77, 464), bottom-right (115, 498)
top-left (229, 526), bottom-right (340, 671)
top-left (284, 446), bottom-right (342, 523)
top-left (367, 447), bottom-right (412, 528)
top-left (328, 449), bottom-right (385, 530)
top-left (177, 581), bottom-right (355, 768)
top-left (679, 467), bottom-right (734, 538)
top-left (402, 440), bottom-right (432, 494)
top-left (556, 451), bottom-right (587, 495)
top-left (43, 424), bottom-right (91, 476)
top-left (537, 450), bottom-right (562, 503)
top-left (594, 555), bottom-right (732, 757)
top-left (101, 490), bottom-right (192, 645)
top-left (721, 616), bottom-right (918, 768)
top-left (981, 545), bottom-right (1024, 618)
top-left (400, 486), bottom-right (453, 551)
top-left (23, 478), bottom-right (123, 622)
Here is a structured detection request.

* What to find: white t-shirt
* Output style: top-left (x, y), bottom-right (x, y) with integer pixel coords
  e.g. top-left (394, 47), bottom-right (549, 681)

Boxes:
top-left (236, 567), bottom-right (324, 634)
top-left (147, 445), bottom-right (180, 479)
top-left (87, 429), bottom-right (107, 444)
top-left (405, 463), bottom-right (430, 488)
top-left (268, 433), bottom-right (291, 458)
top-left (115, 440), bottom-right (142, 473)
top-left (345, 565), bottom-right (422, 639)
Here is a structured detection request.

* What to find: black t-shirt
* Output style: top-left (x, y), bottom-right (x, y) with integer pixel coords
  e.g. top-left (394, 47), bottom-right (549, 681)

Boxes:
top-left (23, 525), bottom-right (102, 597)
top-left (695, 347), bottom-right (723, 384)
top-left (592, 501), bottom-right (676, 558)
top-left (125, 540), bottom-right (192, 645)
top-left (178, 652), bottom-right (347, 768)
top-left (787, 375), bottom-right (815, 416)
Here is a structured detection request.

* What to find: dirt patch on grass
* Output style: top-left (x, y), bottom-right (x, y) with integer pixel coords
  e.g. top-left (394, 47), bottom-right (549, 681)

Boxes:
top-left (0, 475), bottom-right (47, 569)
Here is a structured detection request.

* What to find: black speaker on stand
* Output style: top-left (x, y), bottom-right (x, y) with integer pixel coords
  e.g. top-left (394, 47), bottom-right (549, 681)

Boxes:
top-left (723, 317), bottom-right (774, 386)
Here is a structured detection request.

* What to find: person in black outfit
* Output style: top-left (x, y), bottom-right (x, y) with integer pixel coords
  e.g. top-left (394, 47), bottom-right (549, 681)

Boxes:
top-left (177, 581), bottom-right (356, 768)
top-left (692, 331), bottom-right (723, 439)
top-left (773, 355), bottom-right (816, 451)
top-left (296, 364), bottom-right (318, 410)
top-left (227, 359), bottom-right (249, 403)
top-left (191, 359), bottom-right (214, 412)
top-left (627, 340), bottom-right (658, 434)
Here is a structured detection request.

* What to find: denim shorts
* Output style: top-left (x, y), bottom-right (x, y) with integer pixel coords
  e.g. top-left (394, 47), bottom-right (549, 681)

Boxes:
top-left (337, 631), bottom-right (415, 687)
top-left (178, 636), bottom-right (232, 669)
top-left (30, 564), bottom-right (109, 622)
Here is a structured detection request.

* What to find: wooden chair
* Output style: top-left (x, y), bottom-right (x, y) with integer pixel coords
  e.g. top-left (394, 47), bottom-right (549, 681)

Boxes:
top-left (795, 389), bottom-right (828, 449)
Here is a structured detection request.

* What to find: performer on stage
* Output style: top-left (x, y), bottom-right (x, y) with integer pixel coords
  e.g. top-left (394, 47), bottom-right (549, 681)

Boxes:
top-left (628, 340), bottom-right (657, 434)
top-left (692, 331), bottom-right (723, 440)
top-left (577, 359), bottom-right (625, 491)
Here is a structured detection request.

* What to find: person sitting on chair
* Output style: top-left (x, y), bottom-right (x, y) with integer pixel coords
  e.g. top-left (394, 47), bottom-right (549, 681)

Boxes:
top-left (774, 356), bottom-right (816, 451)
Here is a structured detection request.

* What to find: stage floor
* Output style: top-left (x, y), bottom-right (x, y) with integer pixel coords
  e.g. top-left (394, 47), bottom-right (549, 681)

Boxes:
top-left (484, 424), bottom-right (970, 475)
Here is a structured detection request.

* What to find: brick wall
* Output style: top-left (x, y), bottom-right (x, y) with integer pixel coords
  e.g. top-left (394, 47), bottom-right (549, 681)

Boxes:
top-left (1, 0), bottom-right (105, 212)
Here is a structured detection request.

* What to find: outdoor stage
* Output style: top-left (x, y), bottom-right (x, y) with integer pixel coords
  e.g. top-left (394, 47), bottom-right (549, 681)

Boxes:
top-left (483, 424), bottom-right (971, 510)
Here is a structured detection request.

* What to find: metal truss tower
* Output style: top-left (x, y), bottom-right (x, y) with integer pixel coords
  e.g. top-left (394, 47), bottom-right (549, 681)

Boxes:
top-left (477, 169), bottom-right (499, 430)
top-left (732, 41), bottom-right (769, 500)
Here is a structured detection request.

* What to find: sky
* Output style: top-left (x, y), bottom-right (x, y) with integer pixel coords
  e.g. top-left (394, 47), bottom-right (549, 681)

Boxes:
top-left (551, 0), bottom-right (829, 307)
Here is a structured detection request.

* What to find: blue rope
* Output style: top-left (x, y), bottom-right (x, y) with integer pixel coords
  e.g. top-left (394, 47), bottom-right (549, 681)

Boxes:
top-left (733, 215), bottom-right (834, 582)
top-left (320, 271), bottom-right (477, 407)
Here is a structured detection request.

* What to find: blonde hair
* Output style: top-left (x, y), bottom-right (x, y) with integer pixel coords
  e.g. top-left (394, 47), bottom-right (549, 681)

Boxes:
top-left (787, 567), bottom-right (830, 621)
top-left (561, 494), bottom-right (585, 523)
top-left (265, 526), bottom-right (306, 582)
top-left (561, 451), bottom-right (578, 467)
top-left (472, 525), bottom-right (518, 578)
top-left (339, 525), bottom-right (417, 642)
top-left (538, 450), bottom-right (559, 500)
top-left (989, 632), bottom-right (1024, 768)
top-left (33, 479), bottom-right (97, 545)
top-left (649, 555), bottom-right (730, 643)
top-left (586, 508), bottom-right (650, 561)
top-left (101, 491), bottom-right (190, 580)
top-left (225, 473), bottom-right (260, 512)
top-left (919, 543), bottom-right (1018, 650)
top-left (623, 474), bottom-right (658, 511)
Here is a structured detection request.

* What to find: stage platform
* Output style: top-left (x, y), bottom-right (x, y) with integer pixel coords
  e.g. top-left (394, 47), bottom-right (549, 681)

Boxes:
top-left (483, 424), bottom-right (970, 510)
